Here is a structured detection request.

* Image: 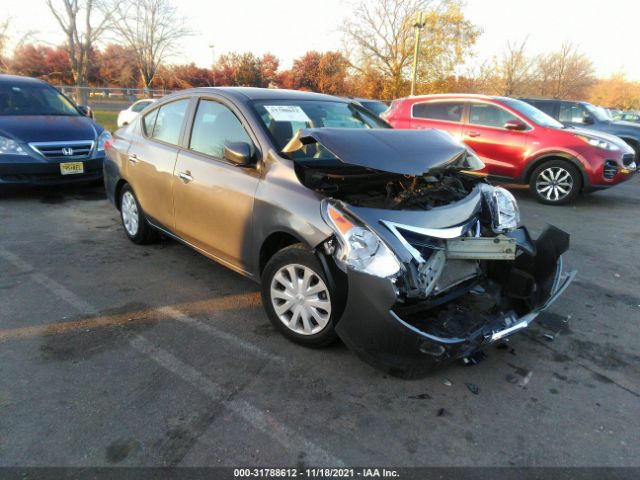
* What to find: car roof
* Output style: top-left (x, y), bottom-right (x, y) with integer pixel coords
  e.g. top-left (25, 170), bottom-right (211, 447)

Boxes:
top-left (0, 74), bottom-right (49, 86)
top-left (172, 87), bottom-right (346, 104)
top-left (520, 97), bottom-right (590, 105)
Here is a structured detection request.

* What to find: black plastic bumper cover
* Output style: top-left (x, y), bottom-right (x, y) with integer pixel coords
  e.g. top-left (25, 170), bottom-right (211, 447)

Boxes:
top-left (334, 226), bottom-right (575, 377)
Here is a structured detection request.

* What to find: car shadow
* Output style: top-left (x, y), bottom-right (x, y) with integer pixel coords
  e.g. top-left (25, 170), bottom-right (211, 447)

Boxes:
top-left (0, 182), bottom-right (107, 203)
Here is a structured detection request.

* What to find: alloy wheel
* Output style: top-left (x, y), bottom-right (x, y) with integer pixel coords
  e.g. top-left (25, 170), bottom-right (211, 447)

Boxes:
top-left (269, 263), bottom-right (332, 335)
top-left (535, 166), bottom-right (574, 202)
top-left (121, 191), bottom-right (139, 236)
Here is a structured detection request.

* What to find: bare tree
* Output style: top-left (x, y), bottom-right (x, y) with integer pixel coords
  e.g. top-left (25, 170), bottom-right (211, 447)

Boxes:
top-left (499, 38), bottom-right (533, 96)
top-left (112, 0), bottom-right (191, 90)
top-left (535, 42), bottom-right (595, 98)
top-left (46, 0), bottom-right (118, 104)
top-left (342, 0), bottom-right (479, 98)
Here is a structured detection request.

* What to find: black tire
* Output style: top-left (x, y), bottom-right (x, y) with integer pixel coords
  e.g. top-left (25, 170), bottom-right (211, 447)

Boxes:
top-left (119, 184), bottom-right (159, 244)
top-left (261, 244), bottom-right (338, 348)
top-left (529, 160), bottom-right (582, 205)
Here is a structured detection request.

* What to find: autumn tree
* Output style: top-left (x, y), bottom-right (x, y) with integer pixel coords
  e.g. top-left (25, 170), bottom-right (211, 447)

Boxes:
top-left (112, 0), bottom-right (191, 89)
top-left (11, 44), bottom-right (48, 78)
top-left (0, 18), bottom-right (9, 72)
top-left (588, 74), bottom-right (640, 110)
top-left (42, 46), bottom-right (75, 84)
top-left (96, 44), bottom-right (138, 87)
top-left (213, 52), bottom-right (280, 87)
top-left (289, 51), bottom-right (350, 95)
top-left (342, 0), bottom-right (479, 98)
top-left (535, 42), bottom-right (595, 99)
top-left (499, 38), bottom-right (534, 96)
top-left (153, 63), bottom-right (213, 89)
top-left (46, 0), bottom-right (118, 104)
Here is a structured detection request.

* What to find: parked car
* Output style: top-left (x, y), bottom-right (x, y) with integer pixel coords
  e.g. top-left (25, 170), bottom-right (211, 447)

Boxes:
top-left (117, 98), bottom-right (156, 127)
top-left (615, 112), bottom-right (640, 123)
top-left (384, 94), bottom-right (636, 204)
top-left (0, 74), bottom-right (110, 186)
top-left (104, 87), bottom-right (573, 376)
top-left (520, 98), bottom-right (640, 159)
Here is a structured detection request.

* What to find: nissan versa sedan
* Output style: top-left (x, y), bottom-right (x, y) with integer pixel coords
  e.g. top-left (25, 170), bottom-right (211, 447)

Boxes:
top-left (0, 74), bottom-right (111, 185)
top-left (104, 87), bottom-right (574, 376)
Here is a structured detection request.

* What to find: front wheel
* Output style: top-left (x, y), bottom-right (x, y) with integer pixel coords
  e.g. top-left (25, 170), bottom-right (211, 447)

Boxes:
top-left (119, 184), bottom-right (159, 244)
top-left (529, 160), bottom-right (582, 205)
top-left (261, 244), bottom-right (338, 348)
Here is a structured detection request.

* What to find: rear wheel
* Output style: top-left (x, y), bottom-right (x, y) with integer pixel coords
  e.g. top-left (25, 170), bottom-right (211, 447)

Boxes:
top-left (119, 184), bottom-right (159, 244)
top-left (261, 244), bottom-right (337, 347)
top-left (529, 160), bottom-right (581, 205)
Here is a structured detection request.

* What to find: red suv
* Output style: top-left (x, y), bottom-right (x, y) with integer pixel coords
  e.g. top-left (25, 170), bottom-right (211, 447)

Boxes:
top-left (384, 94), bottom-right (636, 204)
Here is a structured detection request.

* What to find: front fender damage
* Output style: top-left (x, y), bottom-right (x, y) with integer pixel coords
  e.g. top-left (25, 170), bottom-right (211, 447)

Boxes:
top-left (333, 225), bottom-right (575, 378)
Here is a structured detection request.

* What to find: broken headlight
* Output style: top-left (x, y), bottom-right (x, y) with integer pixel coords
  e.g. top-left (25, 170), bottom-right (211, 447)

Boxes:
top-left (483, 185), bottom-right (520, 233)
top-left (321, 201), bottom-right (401, 278)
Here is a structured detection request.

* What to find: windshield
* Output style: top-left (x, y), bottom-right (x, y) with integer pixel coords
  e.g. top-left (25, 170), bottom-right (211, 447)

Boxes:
top-left (0, 83), bottom-right (79, 116)
top-left (502, 98), bottom-right (564, 129)
top-left (252, 100), bottom-right (389, 155)
top-left (584, 104), bottom-right (610, 122)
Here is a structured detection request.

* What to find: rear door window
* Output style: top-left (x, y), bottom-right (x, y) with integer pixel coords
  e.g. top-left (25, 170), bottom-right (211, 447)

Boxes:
top-left (468, 103), bottom-right (519, 128)
top-left (530, 100), bottom-right (556, 117)
top-left (412, 101), bottom-right (464, 122)
top-left (147, 99), bottom-right (189, 145)
top-left (559, 103), bottom-right (586, 124)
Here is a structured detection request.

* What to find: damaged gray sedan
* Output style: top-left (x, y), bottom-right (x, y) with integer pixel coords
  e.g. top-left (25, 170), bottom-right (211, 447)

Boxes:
top-left (104, 88), bottom-right (575, 377)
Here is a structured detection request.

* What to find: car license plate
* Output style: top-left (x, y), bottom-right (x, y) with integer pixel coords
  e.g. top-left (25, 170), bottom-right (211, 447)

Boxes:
top-left (60, 162), bottom-right (84, 175)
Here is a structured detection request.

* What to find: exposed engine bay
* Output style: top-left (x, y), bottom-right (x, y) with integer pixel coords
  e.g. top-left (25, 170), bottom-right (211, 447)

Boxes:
top-left (295, 164), bottom-right (478, 210)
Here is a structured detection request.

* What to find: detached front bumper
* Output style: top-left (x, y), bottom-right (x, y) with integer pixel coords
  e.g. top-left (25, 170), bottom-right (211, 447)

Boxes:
top-left (334, 226), bottom-right (575, 377)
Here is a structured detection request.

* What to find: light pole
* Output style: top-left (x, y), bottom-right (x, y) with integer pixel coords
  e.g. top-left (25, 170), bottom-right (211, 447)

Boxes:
top-left (410, 12), bottom-right (426, 96)
top-left (209, 44), bottom-right (216, 86)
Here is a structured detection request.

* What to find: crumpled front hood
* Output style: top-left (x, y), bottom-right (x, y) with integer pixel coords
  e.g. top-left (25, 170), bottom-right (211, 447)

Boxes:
top-left (0, 115), bottom-right (101, 143)
top-left (283, 128), bottom-right (484, 175)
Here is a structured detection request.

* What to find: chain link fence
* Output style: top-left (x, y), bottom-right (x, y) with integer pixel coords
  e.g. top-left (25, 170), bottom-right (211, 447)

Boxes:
top-left (53, 85), bottom-right (174, 111)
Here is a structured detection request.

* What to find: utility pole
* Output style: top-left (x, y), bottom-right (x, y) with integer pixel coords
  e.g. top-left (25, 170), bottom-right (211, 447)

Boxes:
top-left (410, 12), bottom-right (426, 96)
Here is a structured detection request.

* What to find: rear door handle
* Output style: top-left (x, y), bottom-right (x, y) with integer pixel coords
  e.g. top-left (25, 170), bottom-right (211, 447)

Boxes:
top-left (128, 153), bottom-right (138, 163)
top-left (466, 131), bottom-right (481, 138)
top-left (178, 171), bottom-right (193, 183)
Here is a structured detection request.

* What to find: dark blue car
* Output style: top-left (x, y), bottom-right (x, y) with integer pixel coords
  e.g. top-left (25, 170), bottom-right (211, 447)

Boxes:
top-left (0, 74), bottom-right (111, 185)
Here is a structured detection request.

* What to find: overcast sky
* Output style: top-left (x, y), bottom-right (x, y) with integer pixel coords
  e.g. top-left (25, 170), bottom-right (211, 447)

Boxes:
top-left (5, 0), bottom-right (640, 78)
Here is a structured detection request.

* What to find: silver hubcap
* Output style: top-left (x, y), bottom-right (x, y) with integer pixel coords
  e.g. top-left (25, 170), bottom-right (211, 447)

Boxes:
top-left (121, 191), bottom-right (139, 236)
top-left (536, 167), bottom-right (573, 201)
top-left (270, 264), bottom-right (331, 335)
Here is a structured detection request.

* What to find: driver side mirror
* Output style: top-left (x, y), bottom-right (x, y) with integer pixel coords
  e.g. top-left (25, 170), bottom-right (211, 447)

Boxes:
top-left (77, 105), bottom-right (94, 119)
top-left (582, 114), bottom-right (595, 125)
top-left (503, 119), bottom-right (527, 131)
top-left (224, 142), bottom-right (254, 166)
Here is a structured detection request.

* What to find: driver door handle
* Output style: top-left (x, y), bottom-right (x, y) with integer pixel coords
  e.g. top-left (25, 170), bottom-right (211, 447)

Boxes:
top-left (466, 131), bottom-right (481, 137)
top-left (178, 171), bottom-right (193, 183)
top-left (128, 153), bottom-right (138, 163)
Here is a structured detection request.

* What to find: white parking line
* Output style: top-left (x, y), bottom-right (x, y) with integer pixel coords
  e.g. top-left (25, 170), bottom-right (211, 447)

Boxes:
top-left (0, 246), bottom-right (98, 315)
top-left (0, 246), bottom-right (344, 466)
top-left (131, 335), bottom-right (343, 466)
top-left (159, 306), bottom-right (285, 365)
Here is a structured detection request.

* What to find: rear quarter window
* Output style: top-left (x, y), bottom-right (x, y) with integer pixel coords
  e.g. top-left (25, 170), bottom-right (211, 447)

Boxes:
top-left (412, 101), bottom-right (463, 122)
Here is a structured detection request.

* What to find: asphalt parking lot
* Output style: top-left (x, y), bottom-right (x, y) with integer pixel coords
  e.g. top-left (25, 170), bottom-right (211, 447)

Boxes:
top-left (0, 177), bottom-right (639, 468)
